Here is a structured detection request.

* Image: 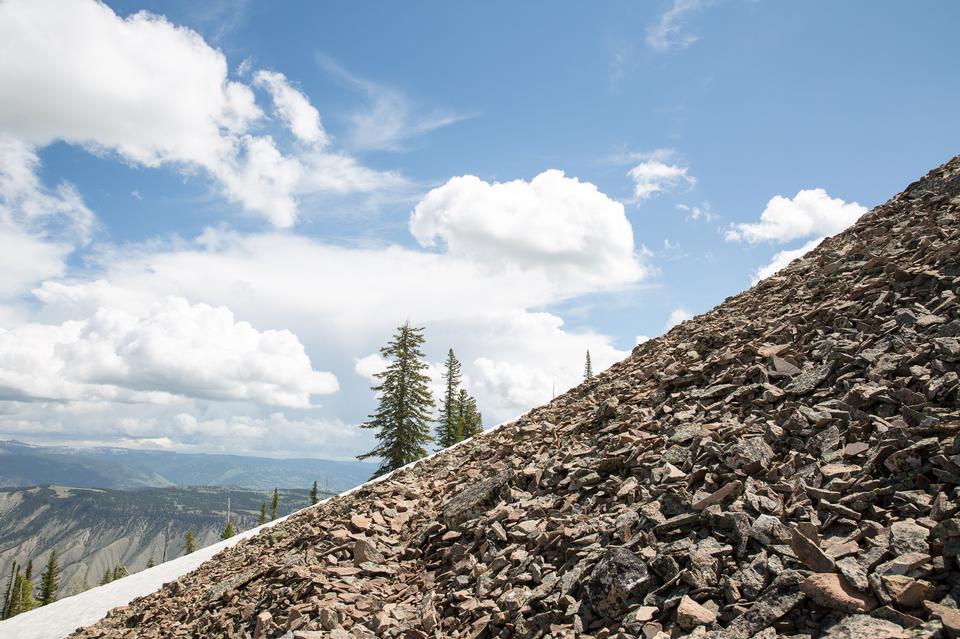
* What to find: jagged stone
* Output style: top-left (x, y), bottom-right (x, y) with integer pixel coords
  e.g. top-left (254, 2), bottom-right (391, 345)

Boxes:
top-left (801, 573), bottom-right (877, 613)
top-left (676, 595), bottom-right (716, 630)
top-left (889, 520), bottom-right (930, 555)
top-left (790, 527), bottom-right (836, 572)
top-left (586, 546), bottom-right (652, 617)
top-left (441, 470), bottom-right (512, 530)
top-left (882, 575), bottom-right (932, 608)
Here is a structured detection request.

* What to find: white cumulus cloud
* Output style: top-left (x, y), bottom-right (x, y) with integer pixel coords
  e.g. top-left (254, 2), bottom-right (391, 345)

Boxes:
top-left (468, 310), bottom-right (624, 416)
top-left (0, 297), bottom-right (337, 407)
top-left (726, 188), bottom-right (867, 244)
top-left (2, 165), bottom-right (643, 454)
top-left (354, 353), bottom-right (388, 383)
top-left (410, 170), bottom-right (646, 293)
top-left (0, 0), bottom-right (401, 228)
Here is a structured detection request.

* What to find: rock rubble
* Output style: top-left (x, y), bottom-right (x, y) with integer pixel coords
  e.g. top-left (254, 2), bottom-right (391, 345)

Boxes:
top-left (71, 156), bottom-right (960, 638)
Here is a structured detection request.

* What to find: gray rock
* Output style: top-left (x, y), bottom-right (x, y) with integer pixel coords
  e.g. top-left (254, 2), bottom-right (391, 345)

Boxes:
top-left (442, 470), bottom-right (512, 530)
top-left (889, 520), bottom-right (930, 555)
top-left (724, 437), bottom-right (774, 471)
top-left (586, 547), bottom-right (653, 617)
top-left (784, 363), bottom-right (833, 394)
top-left (726, 571), bottom-right (806, 639)
top-left (821, 614), bottom-right (910, 639)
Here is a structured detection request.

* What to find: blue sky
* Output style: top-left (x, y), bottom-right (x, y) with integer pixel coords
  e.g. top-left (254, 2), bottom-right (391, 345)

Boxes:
top-left (0, 0), bottom-right (957, 459)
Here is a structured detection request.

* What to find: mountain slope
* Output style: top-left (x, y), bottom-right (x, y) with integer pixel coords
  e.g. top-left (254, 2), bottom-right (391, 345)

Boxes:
top-left (0, 441), bottom-right (376, 491)
top-left (60, 157), bottom-right (960, 637)
top-left (0, 485), bottom-right (316, 600)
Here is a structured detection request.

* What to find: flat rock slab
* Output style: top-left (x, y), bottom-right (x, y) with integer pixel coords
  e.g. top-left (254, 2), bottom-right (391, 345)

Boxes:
top-left (821, 614), bottom-right (910, 639)
top-left (442, 470), bottom-right (512, 530)
top-left (801, 573), bottom-right (877, 613)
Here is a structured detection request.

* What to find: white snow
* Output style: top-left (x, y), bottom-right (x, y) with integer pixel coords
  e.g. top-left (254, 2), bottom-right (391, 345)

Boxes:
top-left (0, 413), bottom-right (521, 639)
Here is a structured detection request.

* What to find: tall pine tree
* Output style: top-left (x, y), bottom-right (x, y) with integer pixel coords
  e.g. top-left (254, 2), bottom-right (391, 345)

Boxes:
top-left (257, 499), bottom-right (268, 525)
top-left (358, 322), bottom-right (434, 477)
top-left (37, 551), bottom-right (60, 606)
top-left (2, 561), bottom-right (19, 619)
top-left (220, 521), bottom-right (235, 540)
top-left (456, 388), bottom-right (483, 440)
top-left (584, 350), bottom-right (593, 380)
top-left (435, 349), bottom-right (463, 449)
top-left (310, 480), bottom-right (318, 505)
top-left (5, 566), bottom-right (24, 618)
top-left (270, 488), bottom-right (279, 520)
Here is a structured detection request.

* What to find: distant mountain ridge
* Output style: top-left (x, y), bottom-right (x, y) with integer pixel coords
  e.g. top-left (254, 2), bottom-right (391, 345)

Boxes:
top-left (0, 485), bottom-right (318, 600)
top-left (0, 440), bottom-right (376, 491)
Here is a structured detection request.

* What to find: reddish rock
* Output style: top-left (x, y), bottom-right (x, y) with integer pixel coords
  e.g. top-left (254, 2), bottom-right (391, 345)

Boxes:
top-left (801, 573), bottom-right (877, 613)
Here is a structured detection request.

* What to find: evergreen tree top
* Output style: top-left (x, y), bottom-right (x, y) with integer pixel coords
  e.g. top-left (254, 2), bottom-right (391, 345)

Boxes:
top-left (38, 550), bottom-right (60, 606)
top-left (359, 322), bottom-right (435, 477)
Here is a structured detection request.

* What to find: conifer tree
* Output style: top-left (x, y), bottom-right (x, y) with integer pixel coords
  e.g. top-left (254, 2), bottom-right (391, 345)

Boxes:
top-left (146, 556), bottom-right (155, 569)
top-left (6, 566), bottom-right (24, 618)
top-left (257, 499), bottom-right (268, 525)
top-left (2, 561), bottom-right (19, 619)
top-left (584, 350), bottom-right (593, 380)
top-left (358, 322), bottom-right (435, 477)
top-left (37, 551), bottom-right (59, 606)
top-left (100, 566), bottom-right (112, 585)
top-left (270, 488), bottom-right (279, 520)
top-left (457, 388), bottom-right (484, 440)
top-left (182, 530), bottom-right (197, 554)
top-left (435, 349), bottom-right (463, 449)
top-left (20, 560), bottom-right (35, 612)
top-left (2, 562), bottom-right (13, 619)
top-left (220, 521), bottom-right (235, 540)
top-left (310, 480), bottom-right (318, 505)
top-left (112, 564), bottom-right (127, 580)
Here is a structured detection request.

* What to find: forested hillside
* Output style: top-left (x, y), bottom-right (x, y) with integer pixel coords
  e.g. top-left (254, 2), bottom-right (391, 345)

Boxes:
top-left (0, 485), bottom-right (319, 602)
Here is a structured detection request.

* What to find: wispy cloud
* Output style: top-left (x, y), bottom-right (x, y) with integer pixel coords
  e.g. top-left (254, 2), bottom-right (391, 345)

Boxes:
top-left (608, 41), bottom-right (633, 93)
top-left (317, 54), bottom-right (474, 152)
top-left (614, 149), bottom-right (696, 202)
top-left (646, 0), bottom-right (711, 53)
top-left (676, 201), bottom-right (716, 222)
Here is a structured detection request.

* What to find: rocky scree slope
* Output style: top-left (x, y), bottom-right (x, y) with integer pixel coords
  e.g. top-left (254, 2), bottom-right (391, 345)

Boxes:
top-left (72, 158), bottom-right (960, 638)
